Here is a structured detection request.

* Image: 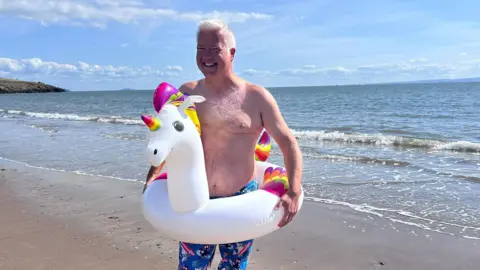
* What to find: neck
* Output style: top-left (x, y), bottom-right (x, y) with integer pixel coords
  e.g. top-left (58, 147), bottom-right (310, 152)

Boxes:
top-left (204, 70), bottom-right (238, 91)
top-left (164, 133), bottom-right (210, 213)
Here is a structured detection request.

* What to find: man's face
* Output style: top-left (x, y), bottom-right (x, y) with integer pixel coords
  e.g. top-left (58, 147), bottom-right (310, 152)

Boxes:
top-left (196, 29), bottom-right (235, 77)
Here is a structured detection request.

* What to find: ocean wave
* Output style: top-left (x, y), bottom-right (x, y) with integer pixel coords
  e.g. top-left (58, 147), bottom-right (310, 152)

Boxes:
top-left (302, 152), bottom-right (412, 167)
top-left (23, 123), bottom-right (58, 133)
top-left (2, 108), bottom-right (479, 152)
top-left (103, 133), bottom-right (145, 141)
top-left (292, 129), bottom-right (480, 152)
top-left (300, 151), bottom-right (480, 183)
top-left (0, 109), bottom-right (142, 125)
top-left (0, 156), bottom-right (138, 182)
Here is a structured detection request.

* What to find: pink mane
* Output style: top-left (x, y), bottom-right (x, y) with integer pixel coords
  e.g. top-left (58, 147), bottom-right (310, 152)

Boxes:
top-left (153, 82), bottom-right (187, 112)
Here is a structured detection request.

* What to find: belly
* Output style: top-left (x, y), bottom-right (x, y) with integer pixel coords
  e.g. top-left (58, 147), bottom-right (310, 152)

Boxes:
top-left (203, 134), bottom-right (258, 197)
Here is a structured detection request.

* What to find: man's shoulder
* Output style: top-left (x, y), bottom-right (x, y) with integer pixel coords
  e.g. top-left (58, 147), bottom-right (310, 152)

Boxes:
top-left (178, 80), bottom-right (202, 94)
top-left (244, 81), bottom-right (275, 103)
top-left (245, 81), bottom-right (270, 96)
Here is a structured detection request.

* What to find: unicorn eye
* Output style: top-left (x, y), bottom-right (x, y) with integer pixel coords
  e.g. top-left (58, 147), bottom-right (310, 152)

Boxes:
top-left (173, 120), bottom-right (184, 132)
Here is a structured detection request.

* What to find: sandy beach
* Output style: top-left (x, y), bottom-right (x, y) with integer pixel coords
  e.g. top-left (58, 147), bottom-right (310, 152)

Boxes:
top-left (1, 159), bottom-right (478, 270)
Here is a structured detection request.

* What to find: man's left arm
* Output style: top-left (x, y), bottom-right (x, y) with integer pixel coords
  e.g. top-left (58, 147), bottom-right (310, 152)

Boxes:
top-left (257, 86), bottom-right (303, 227)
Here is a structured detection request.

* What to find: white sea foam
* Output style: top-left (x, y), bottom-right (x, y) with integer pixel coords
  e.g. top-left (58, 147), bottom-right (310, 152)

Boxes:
top-left (1, 109), bottom-right (142, 125)
top-left (305, 196), bottom-right (480, 240)
top-left (2, 108), bottom-right (479, 152)
top-left (0, 156), bottom-right (138, 182)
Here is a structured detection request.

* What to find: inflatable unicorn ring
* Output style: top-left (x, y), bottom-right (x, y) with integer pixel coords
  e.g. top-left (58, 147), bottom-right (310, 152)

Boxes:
top-left (141, 82), bottom-right (304, 244)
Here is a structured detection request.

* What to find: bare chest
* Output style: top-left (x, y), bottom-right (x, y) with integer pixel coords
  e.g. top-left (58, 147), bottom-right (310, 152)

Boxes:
top-left (196, 95), bottom-right (260, 132)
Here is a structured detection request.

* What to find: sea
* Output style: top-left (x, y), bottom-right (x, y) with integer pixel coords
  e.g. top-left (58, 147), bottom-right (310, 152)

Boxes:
top-left (1, 82), bottom-right (479, 240)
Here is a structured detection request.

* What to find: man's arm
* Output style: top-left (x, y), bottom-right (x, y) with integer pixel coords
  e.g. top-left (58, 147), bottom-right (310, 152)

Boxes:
top-left (256, 85), bottom-right (303, 227)
top-left (257, 86), bottom-right (303, 195)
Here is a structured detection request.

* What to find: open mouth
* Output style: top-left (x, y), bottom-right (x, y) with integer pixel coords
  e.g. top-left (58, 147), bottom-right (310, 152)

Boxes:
top-left (203, 62), bottom-right (217, 68)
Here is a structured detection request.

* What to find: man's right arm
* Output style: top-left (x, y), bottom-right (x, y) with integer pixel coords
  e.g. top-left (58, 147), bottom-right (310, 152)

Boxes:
top-left (142, 81), bottom-right (197, 193)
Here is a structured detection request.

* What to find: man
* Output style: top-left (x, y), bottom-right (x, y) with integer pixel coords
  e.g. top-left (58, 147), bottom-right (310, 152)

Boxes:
top-left (143, 19), bottom-right (303, 269)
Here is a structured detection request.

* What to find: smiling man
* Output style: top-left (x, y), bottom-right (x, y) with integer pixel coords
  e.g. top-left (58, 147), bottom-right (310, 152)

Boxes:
top-left (144, 19), bottom-right (303, 269)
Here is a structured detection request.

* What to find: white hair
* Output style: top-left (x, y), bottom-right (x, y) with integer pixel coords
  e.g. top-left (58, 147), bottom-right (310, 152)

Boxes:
top-left (197, 19), bottom-right (236, 49)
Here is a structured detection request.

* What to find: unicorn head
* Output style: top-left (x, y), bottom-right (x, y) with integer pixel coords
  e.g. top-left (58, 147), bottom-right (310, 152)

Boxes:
top-left (142, 82), bottom-right (210, 213)
top-left (141, 82), bottom-right (205, 167)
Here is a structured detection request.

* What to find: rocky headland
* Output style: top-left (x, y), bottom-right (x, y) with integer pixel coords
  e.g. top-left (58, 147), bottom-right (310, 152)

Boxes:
top-left (0, 78), bottom-right (67, 94)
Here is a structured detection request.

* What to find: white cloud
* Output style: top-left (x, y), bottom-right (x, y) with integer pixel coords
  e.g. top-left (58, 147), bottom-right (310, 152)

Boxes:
top-left (240, 58), bottom-right (480, 84)
top-left (278, 65), bottom-right (353, 77)
top-left (94, 0), bottom-right (144, 7)
top-left (4, 57), bottom-right (477, 86)
top-left (230, 0), bottom-right (480, 71)
top-left (0, 0), bottom-right (272, 28)
top-left (241, 68), bottom-right (273, 78)
top-left (0, 57), bottom-right (182, 78)
top-left (2, 57), bottom-right (479, 90)
top-left (240, 65), bottom-right (353, 78)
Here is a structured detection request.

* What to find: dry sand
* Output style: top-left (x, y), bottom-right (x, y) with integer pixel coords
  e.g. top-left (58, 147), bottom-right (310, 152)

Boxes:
top-left (1, 159), bottom-right (478, 270)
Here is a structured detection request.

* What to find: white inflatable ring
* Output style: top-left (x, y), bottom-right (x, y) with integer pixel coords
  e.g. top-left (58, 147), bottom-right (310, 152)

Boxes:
top-left (141, 82), bottom-right (304, 244)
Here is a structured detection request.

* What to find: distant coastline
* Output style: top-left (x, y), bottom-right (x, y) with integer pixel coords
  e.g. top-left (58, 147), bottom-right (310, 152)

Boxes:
top-left (0, 78), bottom-right (67, 94)
top-left (3, 76), bottom-right (479, 93)
top-left (266, 77), bottom-right (480, 90)
top-left (389, 77), bottom-right (480, 85)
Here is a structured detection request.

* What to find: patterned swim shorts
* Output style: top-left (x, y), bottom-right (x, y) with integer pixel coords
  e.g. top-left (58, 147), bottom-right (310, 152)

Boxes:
top-left (178, 180), bottom-right (258, 270)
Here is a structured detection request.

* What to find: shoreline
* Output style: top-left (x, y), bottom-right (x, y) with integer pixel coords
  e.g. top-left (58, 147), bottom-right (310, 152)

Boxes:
top-left (1, 159), bottom-right (478, 269)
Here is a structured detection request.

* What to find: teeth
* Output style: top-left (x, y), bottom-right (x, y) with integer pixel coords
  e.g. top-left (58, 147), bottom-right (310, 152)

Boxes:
top-left (204, 63), bottom-right (215, 67)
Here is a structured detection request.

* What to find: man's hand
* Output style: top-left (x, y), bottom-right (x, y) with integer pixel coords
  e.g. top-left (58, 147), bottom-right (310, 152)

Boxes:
top-left (275, 189), bottom-right (301, 227)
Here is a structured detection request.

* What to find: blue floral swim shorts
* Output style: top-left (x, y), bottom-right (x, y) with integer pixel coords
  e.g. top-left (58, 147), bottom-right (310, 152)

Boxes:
top-left (178, 180), bottom-right (258, 270)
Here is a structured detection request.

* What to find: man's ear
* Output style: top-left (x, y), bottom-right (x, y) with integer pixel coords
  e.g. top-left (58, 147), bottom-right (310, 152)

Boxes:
top-left (230, 48), bottom-right (236, 61)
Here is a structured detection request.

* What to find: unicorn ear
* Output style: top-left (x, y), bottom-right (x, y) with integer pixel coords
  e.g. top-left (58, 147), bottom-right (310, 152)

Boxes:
top-left (178, 95), bottom-right (206, 112)
top-left (188, 95), bottom-right (206, 103)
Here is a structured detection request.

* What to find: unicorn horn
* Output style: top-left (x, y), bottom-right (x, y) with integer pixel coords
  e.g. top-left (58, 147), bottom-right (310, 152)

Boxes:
top-left (141, 114), bottom-right (161, 131)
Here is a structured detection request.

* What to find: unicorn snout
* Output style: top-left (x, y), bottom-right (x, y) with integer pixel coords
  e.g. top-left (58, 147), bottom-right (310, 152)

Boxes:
top-left (145, 143), bottom-right (168, 167)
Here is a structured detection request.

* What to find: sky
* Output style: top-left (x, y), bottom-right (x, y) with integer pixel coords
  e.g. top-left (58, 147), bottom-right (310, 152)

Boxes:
top-left (1, 0), bottom-right (480, 91)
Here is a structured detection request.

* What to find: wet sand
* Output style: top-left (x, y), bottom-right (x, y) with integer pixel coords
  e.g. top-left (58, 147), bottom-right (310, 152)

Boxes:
top-left (1, 159), bottom-right (478, 270)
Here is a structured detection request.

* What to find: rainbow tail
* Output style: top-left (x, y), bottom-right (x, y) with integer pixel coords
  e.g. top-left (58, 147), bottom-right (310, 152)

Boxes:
top-left (254, 129), bottom-right (272, 162)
